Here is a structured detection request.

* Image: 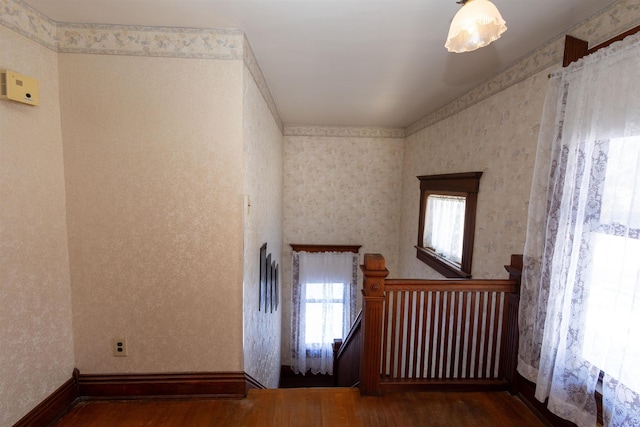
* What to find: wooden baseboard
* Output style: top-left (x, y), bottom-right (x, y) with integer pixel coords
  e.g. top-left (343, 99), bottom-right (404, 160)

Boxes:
top-left (13, 370), bottom-right (264, 426)
top-left (516, 374), bottom-right (577, 427)
top-left (78, 371), bottom-right (252, 399)
top-left (13, 375), bottom-right (79, 427)
top-left (244, 372), bottom-right (266, 391)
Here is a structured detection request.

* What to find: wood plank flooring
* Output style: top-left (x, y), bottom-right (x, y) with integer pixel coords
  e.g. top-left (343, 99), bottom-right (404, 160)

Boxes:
top-left (55, 388), bottom-right (545, 426)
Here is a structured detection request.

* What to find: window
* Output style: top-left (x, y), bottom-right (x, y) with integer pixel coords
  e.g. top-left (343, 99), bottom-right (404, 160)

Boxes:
top-left (581, 136), bottom-right (640, 392)
top-left (290, 244), bottom-right (360, 375)
top-left (517, 28), bottom-right (640, 426)
top-left (416, 172), bottom-right (482, 278)
top-left (304, 282), bottom-right (345, 350)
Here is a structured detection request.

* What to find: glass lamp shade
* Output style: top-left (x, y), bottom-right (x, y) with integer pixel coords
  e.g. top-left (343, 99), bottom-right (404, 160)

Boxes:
top-left (445, 0), bottom-right (507, 53)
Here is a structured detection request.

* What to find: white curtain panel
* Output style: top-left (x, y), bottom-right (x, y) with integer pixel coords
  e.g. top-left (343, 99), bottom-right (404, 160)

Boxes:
top-left (518, 32), bottom-right (640, 426)
top-left (425, 194), bottom-right (466, 263)
top-left (291, 251), bottom-right (358, 375)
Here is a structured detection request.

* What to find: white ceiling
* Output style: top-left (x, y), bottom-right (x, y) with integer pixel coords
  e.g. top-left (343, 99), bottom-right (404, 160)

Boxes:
top-left (23, 0), bottom-right (617, 128)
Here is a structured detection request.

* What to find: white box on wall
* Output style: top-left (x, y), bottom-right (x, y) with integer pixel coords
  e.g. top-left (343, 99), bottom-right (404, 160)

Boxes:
top-left (0, 69), bottom-right (40, 106)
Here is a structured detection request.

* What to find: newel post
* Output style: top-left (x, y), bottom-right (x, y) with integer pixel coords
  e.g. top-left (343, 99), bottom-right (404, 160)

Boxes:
top-left (359, 253), bottom-right (388, 396)
top-left (501, 254), bottom-right (523, 395)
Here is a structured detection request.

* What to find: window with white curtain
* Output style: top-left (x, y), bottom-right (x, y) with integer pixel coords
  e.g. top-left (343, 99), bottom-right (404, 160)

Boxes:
top-left (582, 136), bottom-right (640, 393)
top-left (290, 247), bottom-right (359, 375)
top-left (416, 172), bottom-right (482, 278)
top-left (518, 31), bottom-right (640, 427)
top-left (424, 194), bottom-right (466, 264)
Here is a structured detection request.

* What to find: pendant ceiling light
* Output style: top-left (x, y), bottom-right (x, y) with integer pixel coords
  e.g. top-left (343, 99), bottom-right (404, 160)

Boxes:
top-left (445, 0), bottom-right (507, 53)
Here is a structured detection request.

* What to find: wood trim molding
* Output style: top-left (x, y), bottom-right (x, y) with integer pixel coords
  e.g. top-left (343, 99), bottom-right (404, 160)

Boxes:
top-left (416, 172), bottom-right (482, 277)
top-left (290, 244), bottom-right (361, 253)
top-left (416, 171), bottom-right (483, 193)
top-left (13, 369), bottom-right (264, 426)
top-left (77, 371), bottom-right (249, 399)
top-left (562, 35), bottom-right (588, 67)
top-left (563, 24), bottom-right (640, 66)
top-left (244, 372), bottom-right (266, 391)
top-left (517, 375), bottom-right (578, 427)
top-left (12, 372), bottom-right (79, 427)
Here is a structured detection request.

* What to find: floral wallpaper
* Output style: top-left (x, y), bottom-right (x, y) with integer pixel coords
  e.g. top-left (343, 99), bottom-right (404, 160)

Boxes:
top-left (399, 72), bottom-right (550, 280)
top-left (2, 0), bottom-right (640, 421)
top-left (399, 0), bottom-right (640, 280)
top-left (407, 0), bottom-right (640, 136)
top-left (242, 65), bottom-right (284, 389)
top-left (0, 24), bottom-right (75, 427)
top-left (59, 53), bottom-right (246, 374)
top-left (280, 130), bottom-right (404, 365)
top-left (0, 0), bottom-right (281, 134)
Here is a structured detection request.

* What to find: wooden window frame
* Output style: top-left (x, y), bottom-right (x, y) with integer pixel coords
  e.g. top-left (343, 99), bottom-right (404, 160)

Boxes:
top-left (415, 172), bottom-right (482, 278)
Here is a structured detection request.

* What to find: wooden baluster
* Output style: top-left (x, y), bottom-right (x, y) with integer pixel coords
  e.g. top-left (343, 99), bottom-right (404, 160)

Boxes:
top-left (398, 291), bottom-right (407, 379)
top-left (465, 291), bottom-right (478, 378)
top-left (411, 291), bottom-right (422, 380)
top-left (448, 291), bottom-right (460, 379)
top-left (489, 293), bottom-right (501, 378)
top-left (360, 254), bottom-right (389, 396)
top-left (427, 291), bottom-right (438, 379)
top-left (419, 292), bottom-right (430, 380)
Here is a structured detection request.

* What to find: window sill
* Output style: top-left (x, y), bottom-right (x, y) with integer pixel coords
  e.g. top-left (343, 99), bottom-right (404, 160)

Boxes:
top-left (415, 246), bottom-right (471, 278)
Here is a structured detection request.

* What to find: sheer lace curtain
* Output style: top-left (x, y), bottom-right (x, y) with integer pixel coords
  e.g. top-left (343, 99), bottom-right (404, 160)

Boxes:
top-left (291, 251), bottom-right (358, 375)
top-left (518, 32), bottom-right (640, 426)
top-left (425, 194), bottom-right (466, 263)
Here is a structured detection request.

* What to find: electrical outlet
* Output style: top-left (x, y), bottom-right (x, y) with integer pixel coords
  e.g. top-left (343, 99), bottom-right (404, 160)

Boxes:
top-left (113, 337), bottom-right (127, 357)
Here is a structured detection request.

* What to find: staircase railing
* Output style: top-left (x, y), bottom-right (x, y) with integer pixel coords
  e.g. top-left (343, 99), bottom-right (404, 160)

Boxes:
top-left (332, 310), bottom-right (362, 388)
top-left (335, 253), bottom-right (522, 396)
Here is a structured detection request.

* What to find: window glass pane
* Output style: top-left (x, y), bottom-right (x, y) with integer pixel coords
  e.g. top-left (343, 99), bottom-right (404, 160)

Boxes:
top-left (329, 282), bottom-right (344, 299)
top-left (305, 302), bottom-right (344, 344)
top-left (583, 136), bottom-right (640, 392)
top-left (583, 233), bottom-right (640, 390)
top-left (306, 283), bottom-right (324, 300)
top-left (424, 194), bottom-right (466, 264)
top-left (306, 282), bottom-right (344, 301)
top-left (600, 137), bottom-right (640, 228)
top-left (305, 282), bottom-right (345, 344)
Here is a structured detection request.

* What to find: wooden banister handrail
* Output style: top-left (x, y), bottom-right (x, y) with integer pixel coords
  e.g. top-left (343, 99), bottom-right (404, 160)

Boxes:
top-left (333, 310), bottom-right (363, 388)
top-left (384, 279), bottom-right (516, 293)
top-left (335, 310), bottom-right (362, 361)
top-left (354, 253), bottom-right (523, 396)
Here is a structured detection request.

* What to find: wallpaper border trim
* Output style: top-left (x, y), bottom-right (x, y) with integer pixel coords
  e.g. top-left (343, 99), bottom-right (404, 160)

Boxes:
top-left (284, 125), bottom-right (405, 139)
top-left (0, 0), bottom-right (58, 50)
top-left (1, 0), bottom-right (284, 132)
top-left (406, 0), bottom-right (640, 135)
top-left (56, 22), bottom-right (243, 60)
top-left (3, 0), bottom-right (639, 136)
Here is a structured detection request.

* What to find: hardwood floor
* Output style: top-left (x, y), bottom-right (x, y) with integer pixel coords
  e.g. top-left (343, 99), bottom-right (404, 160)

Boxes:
top-left (54, 388), bottom-right (545, 426)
